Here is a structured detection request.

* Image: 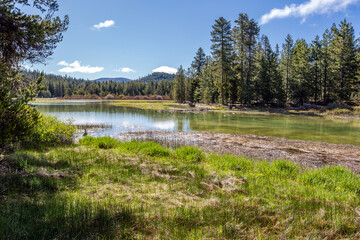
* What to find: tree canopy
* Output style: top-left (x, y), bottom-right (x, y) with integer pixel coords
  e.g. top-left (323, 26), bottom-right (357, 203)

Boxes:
top-left (0, 0), bottom-right (68, 149)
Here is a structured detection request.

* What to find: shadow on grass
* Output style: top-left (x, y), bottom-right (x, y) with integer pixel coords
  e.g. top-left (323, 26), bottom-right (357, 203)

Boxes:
top-left (0, 152), bottom-right (141, 239)
top-left (0, 196), bottom-right (138, 239)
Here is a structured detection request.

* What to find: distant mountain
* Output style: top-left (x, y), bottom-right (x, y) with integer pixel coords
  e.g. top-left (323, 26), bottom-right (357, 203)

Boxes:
top-left (93, 77), bottom-right (132, 83)
top-left (137, 72), bottom-right (175, 82)
top-left (93, 73), bottom-right (175, 83)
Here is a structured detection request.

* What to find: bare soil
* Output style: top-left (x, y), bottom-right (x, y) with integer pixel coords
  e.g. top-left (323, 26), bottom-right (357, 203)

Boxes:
top-left (118, 131), bottom-right (360, 173)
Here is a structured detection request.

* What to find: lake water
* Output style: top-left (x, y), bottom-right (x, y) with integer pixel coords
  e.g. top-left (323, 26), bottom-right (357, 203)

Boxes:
top-left (34, 101), bottom-right (360, 146)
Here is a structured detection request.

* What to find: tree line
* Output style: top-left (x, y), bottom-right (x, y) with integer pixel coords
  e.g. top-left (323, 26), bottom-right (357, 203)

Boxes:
top-left (25, 70), bottom-right (173, 98)
top-left (173, 14), bottom-right (360, 106)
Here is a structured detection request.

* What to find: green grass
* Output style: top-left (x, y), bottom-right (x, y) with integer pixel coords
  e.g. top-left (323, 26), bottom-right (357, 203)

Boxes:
top-left (1, 137), bottom-right (360, 239)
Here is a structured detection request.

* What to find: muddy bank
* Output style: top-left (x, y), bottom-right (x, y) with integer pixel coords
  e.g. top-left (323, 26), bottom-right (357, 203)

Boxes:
top-left (117, 131), bottom-right (360, 173)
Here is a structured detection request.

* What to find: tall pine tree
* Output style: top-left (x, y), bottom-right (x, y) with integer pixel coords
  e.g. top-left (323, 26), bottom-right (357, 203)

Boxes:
top-left (211, 17), bottom-right (234, 105)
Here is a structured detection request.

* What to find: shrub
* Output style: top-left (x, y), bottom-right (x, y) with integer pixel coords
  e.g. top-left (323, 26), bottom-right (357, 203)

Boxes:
top-left (22, 115), bottom-right (76, 148)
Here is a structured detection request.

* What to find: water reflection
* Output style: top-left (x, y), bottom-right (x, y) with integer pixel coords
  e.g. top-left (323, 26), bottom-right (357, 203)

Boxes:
top-left (33, 101), bottom-right (360, 145)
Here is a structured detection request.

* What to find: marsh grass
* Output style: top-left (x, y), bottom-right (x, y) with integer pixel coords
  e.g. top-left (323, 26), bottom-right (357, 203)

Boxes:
top-left (1, 136), bottom-right (360, 239)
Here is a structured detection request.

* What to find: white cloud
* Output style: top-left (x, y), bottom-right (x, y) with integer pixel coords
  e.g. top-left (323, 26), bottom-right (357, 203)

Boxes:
top-left (152, 66), bottom-right (178, 74)
top-left (93, 20), bottom-right (115, 30)
top-left (114, 67), bottom-right (136, 73)
top-left (22, 64), bottom-right (33, 71)
top-left (57, 61), bottom-right (104, 74)
top-left (260, 0), bottom-right (358, 25)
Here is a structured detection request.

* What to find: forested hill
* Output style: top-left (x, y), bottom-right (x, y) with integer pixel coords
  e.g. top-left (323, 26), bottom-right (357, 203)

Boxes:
top-left (93, 73), bottom-right (175, 83)
top-left (94, 77), bottom-right (132, 83)
top-left (137, 72), bottom-right (175, 82)
top-left (24, 70), bottom-right (173, 98)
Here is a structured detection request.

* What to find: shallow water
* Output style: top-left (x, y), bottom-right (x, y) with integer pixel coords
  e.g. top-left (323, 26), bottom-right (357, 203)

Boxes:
top-left (34, 101), bottom-right (360, 146)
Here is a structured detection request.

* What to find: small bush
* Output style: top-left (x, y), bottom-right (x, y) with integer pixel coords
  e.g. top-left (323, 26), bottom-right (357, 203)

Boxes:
top-left (174, 146), bottom-right (205, 163)
top-left (22, 115), bottom-right (76, 148)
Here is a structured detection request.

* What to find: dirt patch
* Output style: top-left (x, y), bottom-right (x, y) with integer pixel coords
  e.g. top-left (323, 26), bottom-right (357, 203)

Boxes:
top-left (117, 131), bottom-right (360, 173)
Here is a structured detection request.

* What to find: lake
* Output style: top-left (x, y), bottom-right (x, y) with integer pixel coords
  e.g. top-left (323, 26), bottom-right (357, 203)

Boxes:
top-left (34, 101), bottom-right (360, 146)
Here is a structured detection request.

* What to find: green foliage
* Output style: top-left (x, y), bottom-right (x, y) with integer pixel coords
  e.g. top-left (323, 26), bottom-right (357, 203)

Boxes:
top-left (0, 64), bottom-right (42, 150)
top-left (233, 13), bottom-right (260, 104)
top-left (193, 15), bottom-right (359, 106)
top-left (0, 0), bottom-right (68, 150)
top-left (300, 166), bottom-right (360, 194)
top-left (174, 146), bottom-right (205, 163)
top-left (22, 115), bottom-right (76, 148)
top-left (79, 136), bottom-right (119, 149)
top-left (25, 70), bottom-right (174, 98)
top-left (2, 141), bottom-right (360, 239)
top-left (124, 141), bottom-right (171, 157)
top-left (173, 66), bottom-right (186, 103)
top-left (189, 48), bottom-right (206, 102)
top-left (211, 17), bottom-right (234, 105)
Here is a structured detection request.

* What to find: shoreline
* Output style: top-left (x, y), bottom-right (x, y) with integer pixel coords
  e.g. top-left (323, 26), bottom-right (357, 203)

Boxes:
top-left (117, 131), bottom-right (360, 173)
top-left (31, 98), bottom-right (360, 120)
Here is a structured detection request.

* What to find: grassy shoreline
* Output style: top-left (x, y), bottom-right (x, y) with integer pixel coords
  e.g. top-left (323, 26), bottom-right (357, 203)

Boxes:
top-left (31, 98), bottom-right (360, 119)
top-left (1, 137), bottom-right (360, 239)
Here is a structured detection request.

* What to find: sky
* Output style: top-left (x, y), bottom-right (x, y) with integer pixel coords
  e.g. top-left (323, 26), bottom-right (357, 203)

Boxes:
top-left (27, 0), bottom-right (360, 80)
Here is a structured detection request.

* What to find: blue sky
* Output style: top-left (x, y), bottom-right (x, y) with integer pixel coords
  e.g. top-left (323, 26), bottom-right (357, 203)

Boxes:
top-left (28, 0), bottom-right (360, 80)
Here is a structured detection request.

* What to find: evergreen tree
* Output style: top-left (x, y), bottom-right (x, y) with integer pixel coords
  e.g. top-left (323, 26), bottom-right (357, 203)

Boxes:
top-left (173, 66), bottom-right (186, 103)
top-left (291, 39), bottom-right (311, 105)
top-left (330, 19), bottom-right (359, 100)
top-left (211, 17), bottom-right (234, 105)
top-left (190, 48), bottom-right (206, 102)
top-left (254, 36), bottom-right (284, 104)
top-left (280, 34), bottom-right (294, 101)
top-left (233, 13), bottom-right (260, 104)
top-left (310, 36), bottom-right (322, 103)
top-left (320, 29), bottom-right (332, 103)
top-left (0, 0), bottom-right (68, 149)
top-left (199, 57), bottom-right (217, 104)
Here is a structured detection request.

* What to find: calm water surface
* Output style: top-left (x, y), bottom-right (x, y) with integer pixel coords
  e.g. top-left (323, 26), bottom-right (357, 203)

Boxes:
top-left (34, 101), bottom-right (360, 146)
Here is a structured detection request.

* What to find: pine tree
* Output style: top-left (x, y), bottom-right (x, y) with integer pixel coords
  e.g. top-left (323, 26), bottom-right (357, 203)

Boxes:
top-left (211, 17), bottom-right (234, 105)
top-left (233, 13), bottom-right (260, 104)
top-left (320, 29), bottom-right (332, 103)
top-left (199, 57), bottom-right (216, 104)
top-left (310, 36), bottom-right (322, 103)
top-left (190, 48), bottom-right (206, 102)
top-left (291, 39), bottom-right (311, 105)
top-left (173, 66), bottom-right (186, 103)
top-left (254, 36), bottom-right (284, 104)
top-left (330, 19), bottom-right (359, 100)
top-left (280, 34), bottom-right (294, 101)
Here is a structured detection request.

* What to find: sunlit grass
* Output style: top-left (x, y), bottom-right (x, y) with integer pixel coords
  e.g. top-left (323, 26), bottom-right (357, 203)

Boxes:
top-left (1, 137), bottom-right (359, 239)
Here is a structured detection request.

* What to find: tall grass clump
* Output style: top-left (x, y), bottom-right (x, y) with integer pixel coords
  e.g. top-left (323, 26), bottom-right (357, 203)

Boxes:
top-left (79, 136), bottom-right (119, 149)
top-left (22, 114), bottom-right (76, 148)
top-left (174, 146), bottom-right (205, 163)
top-left (122, 141), bottom-right (171, 157)
top-left (207, 154), bottom-right (254, 173)
top-left (0, 195), bottom-right (135, 239)
top-left (263, 159), bottom-right (300, 178)
top-left (299, 166), bottom-right (360, 194)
